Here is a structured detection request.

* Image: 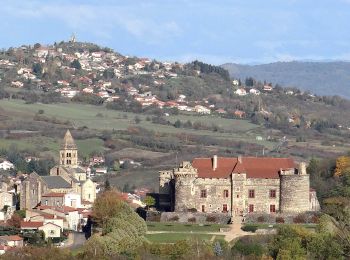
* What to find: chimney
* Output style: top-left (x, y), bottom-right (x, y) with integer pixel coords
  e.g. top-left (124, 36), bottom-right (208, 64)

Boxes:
top-left (213, 155), bottom-right (218, 171)
top-left (299, 162), bottom-right (307, 175)
top-left (238, 155), bottom-right (242, 163)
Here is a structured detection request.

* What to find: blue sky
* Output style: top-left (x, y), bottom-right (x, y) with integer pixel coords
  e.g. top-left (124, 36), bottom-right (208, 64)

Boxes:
top-left (2, 0), bottom-right (350, 64)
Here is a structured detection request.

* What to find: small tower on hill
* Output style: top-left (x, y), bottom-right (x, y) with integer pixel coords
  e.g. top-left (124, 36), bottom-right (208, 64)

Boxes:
top-left (60, 130), bottom-right (78, 168)
top-left (70, 33), bottom-right (76, 43)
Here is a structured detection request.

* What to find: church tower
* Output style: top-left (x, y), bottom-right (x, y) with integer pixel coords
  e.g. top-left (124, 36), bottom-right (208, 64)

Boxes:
top-left (60, 130), bottom-right (78, 168)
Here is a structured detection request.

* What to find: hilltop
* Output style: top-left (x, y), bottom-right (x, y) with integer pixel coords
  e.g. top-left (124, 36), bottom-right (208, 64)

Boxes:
top-left (221, 61), bottom-right (350, 98)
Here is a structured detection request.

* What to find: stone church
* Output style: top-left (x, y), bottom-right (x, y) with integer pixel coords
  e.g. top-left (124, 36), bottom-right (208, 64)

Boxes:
top-left (20, 130), bottom-right (97, 210)
top-left (159, 156), bottom-right (320, 215)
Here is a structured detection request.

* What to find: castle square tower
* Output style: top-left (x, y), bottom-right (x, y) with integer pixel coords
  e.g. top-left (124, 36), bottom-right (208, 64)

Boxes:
top-left (60, 130), bottom-right (78, 168)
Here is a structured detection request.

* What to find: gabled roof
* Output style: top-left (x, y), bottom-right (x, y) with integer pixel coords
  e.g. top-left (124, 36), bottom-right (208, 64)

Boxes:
top-left (41, 176), bottom-right (71, 189)
top-left (20, 221), bottom-right (43, 229)
top-left (42, 192), bottom-right (65, 197)
top-left (0, 235), bottom-right (23, 241)
top-left (192, 156), bottom-right (295, 179)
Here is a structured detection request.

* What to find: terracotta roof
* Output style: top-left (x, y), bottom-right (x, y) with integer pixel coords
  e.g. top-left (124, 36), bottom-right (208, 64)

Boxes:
top-left (0, 235), bottom-right (23, 241)
top-left (192, 156), bottom-right (295, 179)
top-left (42, 192), bottom-right (65, 197)
top-left (20, 221), bottom-right (43, 229)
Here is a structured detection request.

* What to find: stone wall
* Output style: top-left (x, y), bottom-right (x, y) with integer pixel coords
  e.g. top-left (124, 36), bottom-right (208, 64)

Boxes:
top-left (161, 212), bottom-right (231, 224)
top-left (245, 178), bottom-right (280, 213)
top-left (280, 172), bottom-right (310, 213)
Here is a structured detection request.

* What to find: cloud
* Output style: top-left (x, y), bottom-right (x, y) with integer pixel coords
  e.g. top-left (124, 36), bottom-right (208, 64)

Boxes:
top-left (2, 1), bottom-right (183, 44)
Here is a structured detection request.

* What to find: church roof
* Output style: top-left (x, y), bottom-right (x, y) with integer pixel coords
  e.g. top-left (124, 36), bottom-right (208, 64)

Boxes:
top-left (41, 176), bottom-right (71, 189)
top-left (192, 156), bottom-right (295, 179)
top-left (61, 130), bottom-right (77, 150)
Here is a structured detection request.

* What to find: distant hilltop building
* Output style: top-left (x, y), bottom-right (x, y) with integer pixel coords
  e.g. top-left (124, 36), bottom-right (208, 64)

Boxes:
top-left (159, 156), bottom-right (320, 215)
top-left (20, 130), bottom-right (96, 210)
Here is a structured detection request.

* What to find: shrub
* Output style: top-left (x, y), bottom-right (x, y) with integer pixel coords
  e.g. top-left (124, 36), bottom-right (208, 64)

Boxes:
top-left (257, 216), bottom-right (266, 223)
top-left (169, 215), bottom-right (179, 222)
top-left (276, 217), bottom-right (285, 223)
top-left (293, 214), bottom-right (306, 224)
top-left (241, 225), bottom-right (258, 233)
top-left (188, 217), bottom-right (196, 223)
top-left (310, 214), bottom-right (319, 224)
top-left (206, 215), bottom-right (217, 222)
top-left (232, 240), bottom-right (265, 256)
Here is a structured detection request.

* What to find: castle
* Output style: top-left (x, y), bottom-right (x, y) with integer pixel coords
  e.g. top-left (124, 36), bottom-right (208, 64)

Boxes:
top-left (20, 130), bottom-right (96, 210)
top-left (159, 156), bottom-right (320, 215)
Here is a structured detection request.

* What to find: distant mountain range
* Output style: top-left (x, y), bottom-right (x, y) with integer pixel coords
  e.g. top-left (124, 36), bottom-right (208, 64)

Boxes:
top-left (221, 61), bottom-right (350, 98)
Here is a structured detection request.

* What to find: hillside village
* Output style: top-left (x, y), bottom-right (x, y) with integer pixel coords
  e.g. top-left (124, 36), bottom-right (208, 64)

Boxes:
top-left (1, 38), bottom-right (345, 127)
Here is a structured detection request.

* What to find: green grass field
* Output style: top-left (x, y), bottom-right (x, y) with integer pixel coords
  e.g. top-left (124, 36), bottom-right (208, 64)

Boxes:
top-left (0, 135), bottom-right (104, 159)
top-left (147, 222), bottom-right (229, 232)
top-left (145, 233), bottom-right (224, 243)
top-left (0, 99), bottom-right (266, 143)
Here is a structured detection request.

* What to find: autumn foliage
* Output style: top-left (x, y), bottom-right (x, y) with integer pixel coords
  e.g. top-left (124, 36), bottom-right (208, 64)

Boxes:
top-left (334, 156), bottom-right (350, 176)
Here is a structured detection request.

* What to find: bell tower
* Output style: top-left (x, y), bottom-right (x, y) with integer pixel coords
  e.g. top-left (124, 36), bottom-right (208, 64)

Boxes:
top-left (60, 130), bottom-right (78, 168)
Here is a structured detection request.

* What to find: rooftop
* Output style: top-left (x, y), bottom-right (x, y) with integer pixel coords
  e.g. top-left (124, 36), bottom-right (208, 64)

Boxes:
top-left (192, 156), bottom-right (296, 179)
top-left (41, 176), bottom-right (71, 189)
top-left (61, 130), bottom-right (77, 150)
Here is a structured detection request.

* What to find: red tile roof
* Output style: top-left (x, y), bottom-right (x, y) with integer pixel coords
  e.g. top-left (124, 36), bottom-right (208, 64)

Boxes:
top-left (0, 235), bottom-right (23, 241)
top-left (42, 192), bottom-right (65, 197)
top-left (20, 221), bottom-right (43, 229)
top-left (192, 156), bottom-right (295, 179)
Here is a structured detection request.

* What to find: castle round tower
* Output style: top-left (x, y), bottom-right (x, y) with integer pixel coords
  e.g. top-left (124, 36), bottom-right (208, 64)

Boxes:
top-left (280, 162), bottom-right (310, 213)
top-left (174, 161), bottom-right (198, 211)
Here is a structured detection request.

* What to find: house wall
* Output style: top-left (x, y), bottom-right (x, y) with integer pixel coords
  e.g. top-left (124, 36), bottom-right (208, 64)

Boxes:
top-left (42, 196), bottom-right (64, 207)
top-left (81, 180), bottom-right (96, 202)
top-left (0, 192), bottom-right (13, 209)
top-left (39, 224), bottom-right (61, 239)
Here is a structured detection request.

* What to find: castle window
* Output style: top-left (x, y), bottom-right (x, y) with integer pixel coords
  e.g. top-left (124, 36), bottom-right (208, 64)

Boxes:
top-left (201, 205), bottom-right (205, 212)
top-left (222, 204), bottom-right (228, 213)
top-left (45, 200), bottom-right (48, 205)
top-left (223, 190), bottom-right (229, 198)
top-left (248, 189), bottom-right (255, 198)
top-left (200, 190), bottom-right (207, 198)
top-left (249, 204), bottom-right (254, 213)
top-left (269, 189), bottom-right (276, 198)
top-left (270, 204), bottom-right (276, 213)
top-left (236, 194), bottom-right (239, 198)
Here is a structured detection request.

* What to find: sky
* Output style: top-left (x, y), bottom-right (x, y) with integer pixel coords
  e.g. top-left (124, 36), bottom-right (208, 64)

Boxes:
top-left (1, 0), bottom-right (350, 65)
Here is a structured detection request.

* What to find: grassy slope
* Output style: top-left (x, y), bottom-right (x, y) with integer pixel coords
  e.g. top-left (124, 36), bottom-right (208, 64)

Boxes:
top-left (147, 222), bottom-right (229, 232)
top-left (145, 233), bottom-right (224, 243)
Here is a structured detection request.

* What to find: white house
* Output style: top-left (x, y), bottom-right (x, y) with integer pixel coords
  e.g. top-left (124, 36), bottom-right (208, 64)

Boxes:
top-left (64, 193), bottom-right (81, 208)
top-left (249, 88), bottom-right (260, 95)
top-left (194, 105), bottom-right (211, 114)
top-left (0, 161), bottom-right (14, 170)
top-left (234, 88), bottom-right (247, 96)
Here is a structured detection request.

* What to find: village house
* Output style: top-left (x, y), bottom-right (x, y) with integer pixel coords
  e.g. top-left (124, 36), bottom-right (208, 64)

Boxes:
top-left (234, 88), bottom-right (247, 96)
top-left (0, 160), bottom-right (14, 170)
top-left (0, 235), bottom-right (23, 248)
top-left (194, 105), bottom-right (211, 114)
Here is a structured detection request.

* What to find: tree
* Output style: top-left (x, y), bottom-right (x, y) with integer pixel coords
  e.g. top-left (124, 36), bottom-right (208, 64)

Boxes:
top-left (104, 179), bottom-right (111, 190)
top-left (70, 59), bottom-right (81, 70)
top-left (92, 190), bottom-right (124, 228)
top-left (335, 156), bottom-right (350, 177)
top-left (174, 119), bottom-right (182, 128)
top-left (32, 63), bottom-right (43, 78)
top-left (144, 195), bottom-right (155, 209)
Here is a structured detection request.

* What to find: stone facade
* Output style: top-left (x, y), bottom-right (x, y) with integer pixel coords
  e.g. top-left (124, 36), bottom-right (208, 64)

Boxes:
top-left (160, 156), bottom-right (319, 216)
top-left (20, 130), bottom-right (97, 209)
